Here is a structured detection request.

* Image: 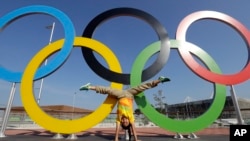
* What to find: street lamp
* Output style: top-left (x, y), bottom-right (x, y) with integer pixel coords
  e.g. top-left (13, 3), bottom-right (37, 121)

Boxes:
top-left (72, 92), bottom-right (77, 119)
top-left (37, 22), bottom-right (55, 104)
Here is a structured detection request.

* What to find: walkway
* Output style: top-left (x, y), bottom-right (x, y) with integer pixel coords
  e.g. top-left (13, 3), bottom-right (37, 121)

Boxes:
top-left (0, 127), bottom-right (229, 141)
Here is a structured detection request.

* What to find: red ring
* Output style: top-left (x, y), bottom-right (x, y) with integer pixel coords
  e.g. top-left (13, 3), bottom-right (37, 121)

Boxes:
top-left (176, 11), bottom-right (250, 85)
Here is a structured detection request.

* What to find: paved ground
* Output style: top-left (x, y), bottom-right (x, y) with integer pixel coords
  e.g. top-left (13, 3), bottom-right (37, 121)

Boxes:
top-left (0, 127), bottom-right (230, 141)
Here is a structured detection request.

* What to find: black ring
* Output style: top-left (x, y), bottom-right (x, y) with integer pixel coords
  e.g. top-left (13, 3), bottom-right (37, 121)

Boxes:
top-left (82, 8), bottom-right (170, 84)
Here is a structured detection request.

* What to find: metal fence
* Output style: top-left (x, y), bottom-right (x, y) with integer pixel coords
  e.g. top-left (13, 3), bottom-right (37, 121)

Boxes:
top-left (1, 109), bottom-right (249, 129)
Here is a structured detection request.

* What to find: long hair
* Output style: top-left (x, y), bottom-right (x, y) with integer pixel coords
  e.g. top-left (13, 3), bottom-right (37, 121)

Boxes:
top-left (121, 123), bottom-right (132, 140)
top-left (121, 123), bottom-right (131, 130)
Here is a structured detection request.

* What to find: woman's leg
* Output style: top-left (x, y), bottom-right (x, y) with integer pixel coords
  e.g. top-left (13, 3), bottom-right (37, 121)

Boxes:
top-left (79, 76), bottom-right (170, 97)
top-left (126, 76), bottom-right (170, 96)
top-left (80, 84), bottom-right (128, 98)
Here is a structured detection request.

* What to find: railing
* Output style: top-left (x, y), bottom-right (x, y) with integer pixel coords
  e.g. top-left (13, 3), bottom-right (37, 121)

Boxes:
top-left (1, 109), bottom-right (249, 129)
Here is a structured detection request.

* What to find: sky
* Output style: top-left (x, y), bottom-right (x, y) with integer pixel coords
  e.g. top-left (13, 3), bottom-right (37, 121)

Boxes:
top-left (0, 0), bottom-right (250, 112)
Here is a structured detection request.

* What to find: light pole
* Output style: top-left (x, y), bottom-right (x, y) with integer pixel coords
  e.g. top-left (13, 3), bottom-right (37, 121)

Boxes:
top-left (37, 22), bottom-right (55, 104)
top-left (0, 83), bottom-right (16, 138)
top-left (67, 92), bottom-right (78, 140)
top-left (71, 92), bottom-right (76, 119)
top-left (230, 85), bottom-right (245, 124)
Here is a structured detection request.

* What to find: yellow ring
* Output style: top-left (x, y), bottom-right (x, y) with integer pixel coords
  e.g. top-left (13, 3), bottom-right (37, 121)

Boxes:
top-left (20, 37), bottom-right (122, 134)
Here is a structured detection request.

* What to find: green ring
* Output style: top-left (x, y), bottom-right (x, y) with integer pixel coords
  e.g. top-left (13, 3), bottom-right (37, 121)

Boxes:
top-left (131, 40), bottom-right (226, 133)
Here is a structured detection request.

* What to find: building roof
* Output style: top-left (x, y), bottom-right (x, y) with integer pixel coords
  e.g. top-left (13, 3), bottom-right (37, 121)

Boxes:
top-left (0, 105), bottom-right (93, 114)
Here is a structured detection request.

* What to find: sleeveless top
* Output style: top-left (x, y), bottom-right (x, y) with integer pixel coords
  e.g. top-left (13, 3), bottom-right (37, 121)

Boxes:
top-left (116, 97), bottom-right (134, 123)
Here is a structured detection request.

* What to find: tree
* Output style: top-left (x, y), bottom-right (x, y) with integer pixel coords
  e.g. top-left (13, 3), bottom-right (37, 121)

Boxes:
top-left (134, 108), bottom-right (141, 115)
top-left (153, 90), bottom-right (166, 114)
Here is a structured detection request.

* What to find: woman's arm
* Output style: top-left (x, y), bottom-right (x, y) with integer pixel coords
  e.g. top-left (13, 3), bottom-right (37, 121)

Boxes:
top-left (131, 122), bottom-right (141, 141)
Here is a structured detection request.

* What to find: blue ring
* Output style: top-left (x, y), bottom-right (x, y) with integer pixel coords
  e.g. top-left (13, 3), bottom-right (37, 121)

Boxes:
top-left (0, 5), bottom-right (75, 82)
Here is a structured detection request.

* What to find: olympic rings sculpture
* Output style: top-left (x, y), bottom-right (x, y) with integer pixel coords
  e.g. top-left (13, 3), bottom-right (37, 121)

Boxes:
top-left (0, 5), bottom-right (249, 134)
